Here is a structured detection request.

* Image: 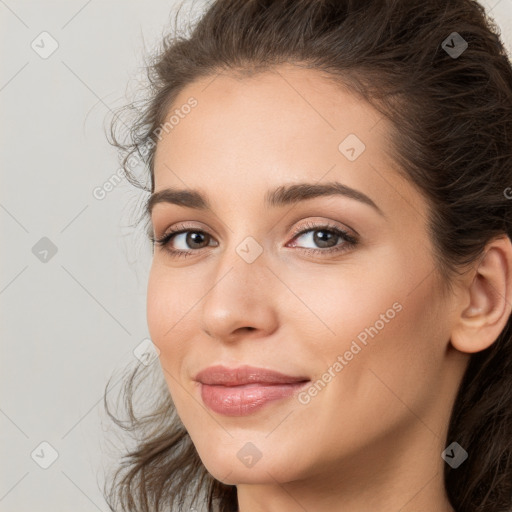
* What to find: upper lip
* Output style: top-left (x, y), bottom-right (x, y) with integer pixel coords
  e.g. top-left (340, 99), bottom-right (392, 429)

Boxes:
top-left (195, 365), bottom-right (310, 386)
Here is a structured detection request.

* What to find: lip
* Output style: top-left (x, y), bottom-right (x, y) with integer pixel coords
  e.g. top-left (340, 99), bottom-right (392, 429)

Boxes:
top-left (195, 365), bottom-right (310, 416)
top-left (195, 364), bottom-right (309, 386)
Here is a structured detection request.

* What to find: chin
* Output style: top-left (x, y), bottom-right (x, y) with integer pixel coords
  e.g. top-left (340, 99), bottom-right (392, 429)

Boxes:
top-left (199, 449), bottom-right (302, 486)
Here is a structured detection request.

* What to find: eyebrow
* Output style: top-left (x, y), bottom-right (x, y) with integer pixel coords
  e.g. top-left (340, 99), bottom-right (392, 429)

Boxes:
top-left (147, 181), bottom-right (384, 217)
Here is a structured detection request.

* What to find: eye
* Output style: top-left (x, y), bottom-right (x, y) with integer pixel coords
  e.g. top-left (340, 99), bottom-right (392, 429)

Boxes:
top-left (150, 220), bottom-right (358, 258)
top-left (150, 223), bottom-right (217, 259)
top-left (287, 220), bottom-right (358, 255)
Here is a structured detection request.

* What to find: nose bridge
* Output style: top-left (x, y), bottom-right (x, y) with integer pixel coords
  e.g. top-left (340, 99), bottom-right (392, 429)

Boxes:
top-left (209, 232), bottom-right (268, 303)
top-left (199, 229), bottom-right (277, 338)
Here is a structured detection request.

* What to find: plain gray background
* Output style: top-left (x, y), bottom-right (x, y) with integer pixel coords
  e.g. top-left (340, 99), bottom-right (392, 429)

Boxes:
top-left (1, 0), bottom-right (511, 510)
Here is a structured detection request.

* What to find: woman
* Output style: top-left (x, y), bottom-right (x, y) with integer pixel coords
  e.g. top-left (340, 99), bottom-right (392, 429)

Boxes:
top-left (103, 1), bottom-right (512, 511)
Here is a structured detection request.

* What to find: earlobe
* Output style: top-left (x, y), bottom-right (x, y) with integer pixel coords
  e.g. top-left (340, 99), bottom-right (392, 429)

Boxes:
top-left (450, 235), bottom-right (512, 355)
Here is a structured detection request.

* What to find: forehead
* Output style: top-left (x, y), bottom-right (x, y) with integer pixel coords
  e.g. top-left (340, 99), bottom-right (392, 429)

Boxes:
top-left (154, 64), bottom-right (381, 171)
top-left (152, 64), bottom-right (425, 224)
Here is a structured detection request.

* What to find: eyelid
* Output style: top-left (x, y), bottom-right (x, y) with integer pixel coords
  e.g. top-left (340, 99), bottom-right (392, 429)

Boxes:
top-left (288, 218), bottom-right (357, 239)
top-left (153, 217), bottom-right (356, 241)
top-left (152, 220), bottom-right (214, 240)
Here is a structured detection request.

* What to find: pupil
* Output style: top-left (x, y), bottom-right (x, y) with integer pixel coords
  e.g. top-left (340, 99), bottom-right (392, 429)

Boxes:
top-left (188, 232), bottom-right (206, 248)
top-left (314, 230), bottom-right (336, 248)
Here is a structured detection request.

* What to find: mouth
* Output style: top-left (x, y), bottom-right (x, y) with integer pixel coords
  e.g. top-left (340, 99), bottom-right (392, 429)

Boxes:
top-left (194, 364), bottom-right (310, 416)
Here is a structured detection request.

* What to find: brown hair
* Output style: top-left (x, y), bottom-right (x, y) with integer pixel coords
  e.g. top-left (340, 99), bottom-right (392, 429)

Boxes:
top-left (103, 1), bottom-right (512, 511)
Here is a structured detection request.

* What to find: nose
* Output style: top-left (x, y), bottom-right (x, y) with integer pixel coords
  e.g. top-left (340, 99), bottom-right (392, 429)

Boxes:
top-left (200, 247), bottom-right (279, 343)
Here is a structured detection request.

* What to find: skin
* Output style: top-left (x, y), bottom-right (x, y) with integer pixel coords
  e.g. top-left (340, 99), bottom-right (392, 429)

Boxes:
top-left (146, 63), bottom-right (512, 512)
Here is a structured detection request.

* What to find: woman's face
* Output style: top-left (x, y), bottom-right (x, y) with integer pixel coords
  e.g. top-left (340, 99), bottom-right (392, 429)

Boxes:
top-left (147, 64), bottom-right (464, 487)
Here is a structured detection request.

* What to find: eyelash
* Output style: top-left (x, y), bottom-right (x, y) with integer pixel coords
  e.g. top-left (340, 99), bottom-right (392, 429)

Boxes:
top-left (150, 220), bottom-right (358, 259)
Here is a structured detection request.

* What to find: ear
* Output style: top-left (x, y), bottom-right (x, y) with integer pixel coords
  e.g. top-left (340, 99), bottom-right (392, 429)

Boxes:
top-left (450, 235), bottom-right (512, 354)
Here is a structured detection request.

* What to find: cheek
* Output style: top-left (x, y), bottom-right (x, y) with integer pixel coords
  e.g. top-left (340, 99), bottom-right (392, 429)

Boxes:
top-left (283, 250), bottom-right (408, 357)
top-left (146, 268), bottom-right (167, 347)
top-left (146, 268), bottom-right (195, 417)
top-left (296, 242), bottom-right (444, 404)
top-left (330, 268), bottom-right (446, 415)
top-left (286, 273), bottom-right (445, 467)
top-left (146, 266), bottom-right (192, 368)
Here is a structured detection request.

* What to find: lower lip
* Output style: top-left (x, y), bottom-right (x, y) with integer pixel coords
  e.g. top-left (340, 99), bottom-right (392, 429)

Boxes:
top-left (199, 381), bottom-right (310, 416)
